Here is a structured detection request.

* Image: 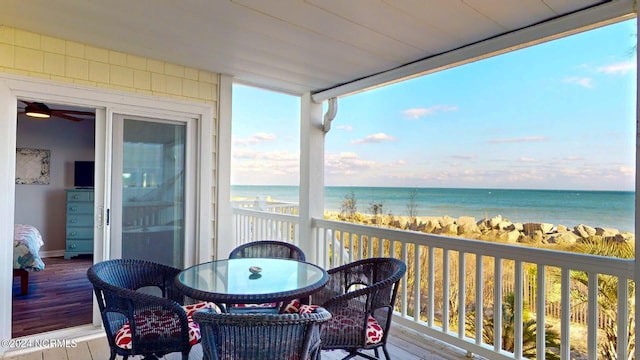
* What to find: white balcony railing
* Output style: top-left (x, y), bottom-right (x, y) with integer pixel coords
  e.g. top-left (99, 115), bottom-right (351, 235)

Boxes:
top-left (232, 206), bottom-right (635, 360)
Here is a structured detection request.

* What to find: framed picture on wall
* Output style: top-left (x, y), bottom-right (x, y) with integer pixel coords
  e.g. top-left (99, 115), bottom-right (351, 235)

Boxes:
top-left (16, 148), bottom-right (50, 185)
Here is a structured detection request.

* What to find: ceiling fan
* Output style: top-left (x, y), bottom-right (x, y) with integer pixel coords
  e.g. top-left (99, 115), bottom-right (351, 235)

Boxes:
top-left (18, 100), bottom-right (95, 122)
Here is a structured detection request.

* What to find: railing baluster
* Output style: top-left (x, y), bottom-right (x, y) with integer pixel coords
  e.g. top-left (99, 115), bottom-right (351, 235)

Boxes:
top-left (494, 257), bottom-right (503, 353)
top-left (475, 255), bottom-right (483, 346)
top-left (617, 278), bottom-right (629, 360)
top-left (514, 260), bottom-right (523, 359)
top-left (402, 241), bottom-right (408, 317)
top-left (414, 244), bottom-right (422, 322)
top-left (587, 272), bottom-right (597, 360)
top-left (442, 249), bottom-right (450, 334)
top-left (560, 268), bottom-right (570, 360)
top-left (428, 246), bottom-right (435, 327)
top-left (458, 251), bottom-right (466, 339)
top-left (536, 265), bottom-right (546, 360)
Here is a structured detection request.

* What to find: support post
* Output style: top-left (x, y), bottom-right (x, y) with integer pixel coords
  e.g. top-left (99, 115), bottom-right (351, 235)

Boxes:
top-left (299, 93), bottom-right (324, 263)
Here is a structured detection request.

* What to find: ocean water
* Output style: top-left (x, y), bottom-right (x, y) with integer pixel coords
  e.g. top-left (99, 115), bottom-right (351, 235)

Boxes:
top-left (231, 185), bottom-right (636, 233)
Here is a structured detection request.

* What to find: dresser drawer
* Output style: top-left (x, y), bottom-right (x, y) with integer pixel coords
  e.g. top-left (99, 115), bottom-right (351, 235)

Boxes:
top-left (66, 240), bottom-right (93, 252)
top-left (67, 227), bottom-right (93, 239)
top-left (67, 191), bottom-right (94, 202)
top-left (67, 214), bottom-right (94, 226)
top-left (67, 203), bottom-right (94, 214)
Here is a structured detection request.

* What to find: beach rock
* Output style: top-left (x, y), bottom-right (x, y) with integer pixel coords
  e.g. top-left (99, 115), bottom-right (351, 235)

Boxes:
top-left (548, 232), bottom-right (579, 245)
top-left (595, 227), bottom-right (619, 238)
top-left (557, 224), bottom-right (567, 232)
top-left (424, 219), bottom-right (441, 233)
top-left (513, 222), bottom-right (524, 232)
top-left (457, 216), bottom-right (481, 235)
top-left (574, 224), bottom-right (596, 238)
top-left (441, 223), bottom-right (458, 235)
top-left (489, 215), bottom-right (503, 228)
top-left (439, 216), bottom-right (455, 228)
top-left (532, 230), bottom-right (544, 243)
top-left (499, 230), bottom-right (520, 243)
top-left (523, 222), bottom-right (554, 235)
top-left (614, 232), bottom-right (634, 243)
top-left (497, 220), bottom-right (515, 231)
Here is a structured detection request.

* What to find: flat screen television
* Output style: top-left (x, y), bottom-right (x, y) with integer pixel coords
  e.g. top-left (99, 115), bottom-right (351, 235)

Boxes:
top-left (74, 161), bottom-right (94, 188)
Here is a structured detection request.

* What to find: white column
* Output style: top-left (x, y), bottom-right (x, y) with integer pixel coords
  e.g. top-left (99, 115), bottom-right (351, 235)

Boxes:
top-left (215, 75), bottom-right (234, 261)
top-left (0, 80), bottom-right (16, 355)
top-left (299, 93), bottom-right (324, 263)
top-left (634, 14), bottom-right (640, 360)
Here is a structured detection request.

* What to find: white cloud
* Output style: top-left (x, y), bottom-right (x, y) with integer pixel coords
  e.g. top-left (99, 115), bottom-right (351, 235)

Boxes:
top-left (489, 136), bottom-right (546, 144)
top-left (451, 154), bottom-right (475, 160)
top-left (233, 132), bottom-right (277, 146)
top-left (401, 105), bottom-right (458, 120)
top-left (562, 77), bottom-right (594, 88)
top-left (597, 61), bottom-right (635, 75)
top-left (518, 157), bottom-right (538, 163)
top-left (351, 133), bottom-right (396, 145)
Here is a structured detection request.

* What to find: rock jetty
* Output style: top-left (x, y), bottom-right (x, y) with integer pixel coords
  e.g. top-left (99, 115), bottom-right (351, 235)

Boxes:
top-left (332, 213), bottom-right (635, 245)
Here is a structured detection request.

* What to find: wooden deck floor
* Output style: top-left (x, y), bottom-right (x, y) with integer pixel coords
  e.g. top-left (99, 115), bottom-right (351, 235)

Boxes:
top-left (3, 326), bottom-right (478, 360)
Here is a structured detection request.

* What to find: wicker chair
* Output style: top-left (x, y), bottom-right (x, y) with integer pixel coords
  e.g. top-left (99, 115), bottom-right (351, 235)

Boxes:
top-left (229, 240), bottom-right (306, 261)
top-left (229, 240), bottom-right (307, 313)
top-left (87, 259), bottom-right (203, 360)
top-left (192, 306), bottom-right (331, 360)
top-left (311, 257), bottom-right (406, 360)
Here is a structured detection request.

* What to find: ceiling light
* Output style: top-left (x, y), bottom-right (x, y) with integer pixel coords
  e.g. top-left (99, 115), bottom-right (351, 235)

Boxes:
top-left (25, 102), bottom-right (51, 118)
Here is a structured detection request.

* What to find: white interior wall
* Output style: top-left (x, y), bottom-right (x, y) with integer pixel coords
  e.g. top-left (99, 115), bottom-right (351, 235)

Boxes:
top-left (14, 114), bottom-right (95, 254)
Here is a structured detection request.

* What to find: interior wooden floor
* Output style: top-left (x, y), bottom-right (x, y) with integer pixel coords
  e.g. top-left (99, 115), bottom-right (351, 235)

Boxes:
top-left (12, 256), bottom-right (94, 338)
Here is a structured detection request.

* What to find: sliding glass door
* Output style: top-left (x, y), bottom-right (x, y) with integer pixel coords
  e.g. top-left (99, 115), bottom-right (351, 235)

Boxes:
top-left (110, 114), bottom-right (189, 268)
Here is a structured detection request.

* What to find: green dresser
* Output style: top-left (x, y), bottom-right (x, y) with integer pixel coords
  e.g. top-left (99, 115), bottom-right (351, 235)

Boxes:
top-left (64, 189), bottom-right (94, 259)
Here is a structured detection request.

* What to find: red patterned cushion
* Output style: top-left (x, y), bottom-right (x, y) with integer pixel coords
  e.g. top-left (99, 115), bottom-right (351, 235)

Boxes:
top-left (297, 304), bottom-right (382, 344)
top-left (323, 311), bottom-right (384, 345)
top-left (114, 310), bottom-right (201, 350)
top-left (282, 299), bottom-right (302, 313)
top-left (182, 302), bottom-right (220, 316)
top-left (298, 304), bottom-right (319, 314)
top-left (365, 315), bottom-right (384, 344)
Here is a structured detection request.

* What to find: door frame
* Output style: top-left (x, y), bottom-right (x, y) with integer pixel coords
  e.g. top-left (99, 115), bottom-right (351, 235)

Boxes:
top-left (0, 73), bottom-right (214, 349)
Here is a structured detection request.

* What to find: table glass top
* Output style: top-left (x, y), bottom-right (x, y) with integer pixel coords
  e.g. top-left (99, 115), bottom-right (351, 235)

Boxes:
top-left (177, 258), bottom-right (326, 296)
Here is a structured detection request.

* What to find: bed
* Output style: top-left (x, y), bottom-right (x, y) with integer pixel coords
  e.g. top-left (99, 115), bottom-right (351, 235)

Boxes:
top-left (13, 224), bottom-right (46, 295)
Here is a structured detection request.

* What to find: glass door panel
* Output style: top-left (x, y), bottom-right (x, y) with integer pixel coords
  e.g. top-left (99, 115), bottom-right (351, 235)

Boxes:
top-left (114, 117), bottom-right (186, 268)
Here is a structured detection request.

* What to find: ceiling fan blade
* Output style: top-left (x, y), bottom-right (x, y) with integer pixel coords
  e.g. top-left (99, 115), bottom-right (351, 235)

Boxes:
top-left (52, 109), bottom-right (95, 116)
top-left (51, 112), bottom-right (85, 122)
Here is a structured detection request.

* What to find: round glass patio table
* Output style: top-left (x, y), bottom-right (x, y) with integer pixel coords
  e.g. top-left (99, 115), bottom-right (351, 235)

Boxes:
top-left (175, 258), bottom-right (328, 311)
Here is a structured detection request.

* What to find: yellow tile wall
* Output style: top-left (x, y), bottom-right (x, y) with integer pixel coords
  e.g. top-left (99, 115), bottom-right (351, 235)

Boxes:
top-left (0, 25), bottom-right (219, 255)
top-left (0, 26), bottom-right (218, 104)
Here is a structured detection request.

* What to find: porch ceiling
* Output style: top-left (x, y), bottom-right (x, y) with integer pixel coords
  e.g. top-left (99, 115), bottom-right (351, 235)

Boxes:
top-left (0, 0), bottom-right (634, 98)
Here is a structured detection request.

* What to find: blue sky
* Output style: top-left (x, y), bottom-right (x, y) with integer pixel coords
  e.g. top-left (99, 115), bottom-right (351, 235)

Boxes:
top-left (232, 19), bottom-right (637, 191)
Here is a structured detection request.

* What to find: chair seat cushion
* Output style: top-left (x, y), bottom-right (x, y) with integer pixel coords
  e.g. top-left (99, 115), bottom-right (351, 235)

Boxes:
top-left (114, 310), bottom-right (202, 350)
top-left (296, 305), bottom-right (384, 345)
top-left (182, 301), bottom-right (220, 316)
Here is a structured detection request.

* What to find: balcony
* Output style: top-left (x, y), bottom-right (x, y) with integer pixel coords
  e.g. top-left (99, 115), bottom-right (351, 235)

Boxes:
top-left (233, 205), bottom-right (635, 360)
top-left (2, 204), bottom-right (631, 360)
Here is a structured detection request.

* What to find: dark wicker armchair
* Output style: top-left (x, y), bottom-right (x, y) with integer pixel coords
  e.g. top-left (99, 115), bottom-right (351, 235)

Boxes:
top-left (229, 240), bottom-right (306, 261)
top-left (311, 257), bottom-right (407, 360)
top-left (87, 259), bottom-right (203, 360)
top-left (193, 306), bottom-right (331, 360)
top-left (229, 240), bottom-right (307, 312)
